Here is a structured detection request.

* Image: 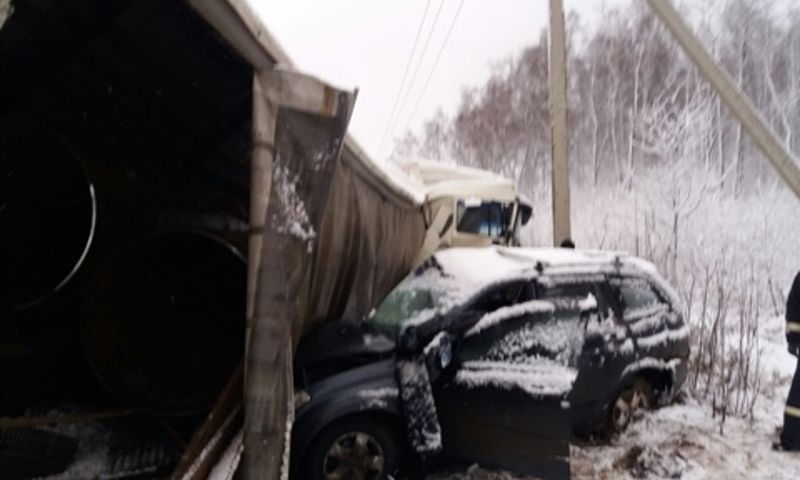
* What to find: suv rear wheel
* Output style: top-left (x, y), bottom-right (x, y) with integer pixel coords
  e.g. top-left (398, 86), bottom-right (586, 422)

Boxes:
top-left (609, 378), bottom-right (654, 433)
top-left (303, 416), bottom-right (404, 480)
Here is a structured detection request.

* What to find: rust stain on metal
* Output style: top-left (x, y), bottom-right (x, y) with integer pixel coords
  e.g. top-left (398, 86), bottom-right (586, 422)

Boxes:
top-left (322, 86), bottom-right (336, 116)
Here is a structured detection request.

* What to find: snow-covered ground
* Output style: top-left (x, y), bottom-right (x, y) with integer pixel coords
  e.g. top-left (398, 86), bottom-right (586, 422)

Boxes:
top-left (570, 397), bottom-right (799, 479)
top-left (434, 314), bottom-right (800, 479)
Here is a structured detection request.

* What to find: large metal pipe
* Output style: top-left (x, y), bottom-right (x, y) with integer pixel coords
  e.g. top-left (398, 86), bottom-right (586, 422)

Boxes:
top-left (0, 127), bottom-right (96, 312)
top-left (81, 230), bottom-right (246, 415)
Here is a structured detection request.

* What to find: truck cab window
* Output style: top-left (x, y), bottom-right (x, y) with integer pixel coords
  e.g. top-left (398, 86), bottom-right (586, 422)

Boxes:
top-left (456, 200), bottom-right (512, 238)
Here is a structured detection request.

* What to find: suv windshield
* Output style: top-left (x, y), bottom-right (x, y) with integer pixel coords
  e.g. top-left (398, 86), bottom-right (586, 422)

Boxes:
top-left (367, 266), bottom-right (454, 336)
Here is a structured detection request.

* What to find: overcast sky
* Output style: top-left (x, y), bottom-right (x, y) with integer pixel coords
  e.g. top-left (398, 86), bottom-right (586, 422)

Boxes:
top-left (248, 0), bottom-right (627, 162)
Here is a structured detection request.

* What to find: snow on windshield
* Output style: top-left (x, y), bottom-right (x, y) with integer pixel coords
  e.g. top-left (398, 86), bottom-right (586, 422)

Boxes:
top-left (369, 247), bottom-right (538, 333)
top-left (368, 264), bottom-right (483, 334)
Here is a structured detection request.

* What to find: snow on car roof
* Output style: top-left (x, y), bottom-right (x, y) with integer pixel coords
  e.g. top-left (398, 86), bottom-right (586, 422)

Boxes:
top-left (432, 246), bottom-right (680, 306)
top-left (433, 246), bottom-right (622, 282)
top-left (499, 246), bottom-right (626, 267)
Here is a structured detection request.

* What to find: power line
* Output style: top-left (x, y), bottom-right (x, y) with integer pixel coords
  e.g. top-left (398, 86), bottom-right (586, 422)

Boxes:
top-left (381, 0), bottom-right (446, 158)
top-left (404, 0), bottom-right (466, 134)
top-left (378, 0), bottom-right (433, 157)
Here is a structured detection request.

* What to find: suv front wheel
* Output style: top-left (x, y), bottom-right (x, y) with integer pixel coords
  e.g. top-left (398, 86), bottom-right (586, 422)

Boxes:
top-left (303, 415), bottom-right (404, 480)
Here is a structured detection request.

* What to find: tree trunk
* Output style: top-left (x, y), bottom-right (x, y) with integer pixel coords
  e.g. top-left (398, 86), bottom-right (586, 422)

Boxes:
top-left (589, 66), bottom-right (600, 186)
top-left (733, 34), bottom-right (747, 197)
top-left (716, 95), bottom-right (725, 190)
top-left (626, 48), bottom-right (643, 191)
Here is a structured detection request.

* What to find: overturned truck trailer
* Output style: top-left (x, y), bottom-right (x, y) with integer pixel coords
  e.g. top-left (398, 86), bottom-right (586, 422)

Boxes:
top-left (1, 1), bottom-right (531, 478)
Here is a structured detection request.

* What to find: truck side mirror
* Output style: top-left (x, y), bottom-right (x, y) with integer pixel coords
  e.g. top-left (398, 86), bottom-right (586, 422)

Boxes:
top-left (518, 203), bottom-right (532, 226)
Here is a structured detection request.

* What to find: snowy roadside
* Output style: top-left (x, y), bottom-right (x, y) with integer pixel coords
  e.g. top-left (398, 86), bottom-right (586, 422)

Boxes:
top-left (571, 313), bottom-right (799, 480)
top-left (434, 314), bottom-right (800, 479)
top-left (571, 395), bottom-right (800, 479)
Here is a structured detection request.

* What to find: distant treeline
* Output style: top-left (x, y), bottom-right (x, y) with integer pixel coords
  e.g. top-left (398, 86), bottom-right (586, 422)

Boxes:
top-left (392, 0), bottom-right (800, 198)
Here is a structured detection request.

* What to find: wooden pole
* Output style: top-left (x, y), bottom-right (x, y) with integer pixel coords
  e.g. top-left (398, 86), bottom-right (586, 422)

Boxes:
top-left (246, 75), bottom-right (277, 358)
top-left (548, 0), bottom-right (572, 246)
top-left (646, 0), bottom-right (800, 199)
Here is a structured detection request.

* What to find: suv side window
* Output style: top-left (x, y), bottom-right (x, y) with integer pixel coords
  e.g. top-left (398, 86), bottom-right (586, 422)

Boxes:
top-left (470, 281), bottom-right (532, 313)
top-left (458, 281), bottom-right (535, 361)
top-left (620, 284), bottom-right (659, 311)
top-left (460, 276), bottom-right (600, 367)
top-left (611, 276), bottom-right (666, 321)
top-left (538, 276), bottom-right (608, 315)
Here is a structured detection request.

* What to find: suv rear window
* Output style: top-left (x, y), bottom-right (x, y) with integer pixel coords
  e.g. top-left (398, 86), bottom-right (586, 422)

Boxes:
top-left (619, 283), bottom-right (660, 311)
top-left (611, 276), bottom-right (666, 320)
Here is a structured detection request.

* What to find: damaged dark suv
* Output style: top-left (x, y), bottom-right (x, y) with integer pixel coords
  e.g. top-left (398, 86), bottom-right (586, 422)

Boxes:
top-left (291, 247), bottom-right (690, 480)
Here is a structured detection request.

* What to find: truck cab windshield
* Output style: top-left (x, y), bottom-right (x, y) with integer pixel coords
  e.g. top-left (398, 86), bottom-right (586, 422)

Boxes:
top-left (456, 199), bottom-right (513, 238)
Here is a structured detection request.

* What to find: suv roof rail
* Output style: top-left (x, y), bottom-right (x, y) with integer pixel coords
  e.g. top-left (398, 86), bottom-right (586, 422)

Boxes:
top-left (495, 246), bottom-right (551, 268)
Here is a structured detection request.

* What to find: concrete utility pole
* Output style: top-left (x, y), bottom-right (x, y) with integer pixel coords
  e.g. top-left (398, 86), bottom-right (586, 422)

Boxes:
top-left (548, 0), bottom-right (572, 246)
top-left (646, 0), bottom-right (800, 200)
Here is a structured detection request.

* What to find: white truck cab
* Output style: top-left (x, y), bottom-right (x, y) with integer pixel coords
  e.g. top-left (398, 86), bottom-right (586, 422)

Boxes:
top-left (398, 160), bottom-right (532, 264)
